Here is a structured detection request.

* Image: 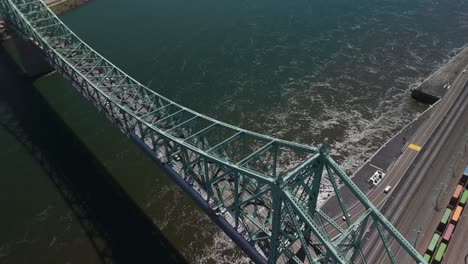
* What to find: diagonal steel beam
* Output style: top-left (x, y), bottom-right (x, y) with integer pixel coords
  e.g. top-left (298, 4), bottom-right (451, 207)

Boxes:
top-left (284, 190), bottom-right (347, 264)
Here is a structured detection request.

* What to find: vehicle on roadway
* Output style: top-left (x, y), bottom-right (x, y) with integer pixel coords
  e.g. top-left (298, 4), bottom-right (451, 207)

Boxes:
top-left (342, 213), bottom-right (351, 221)
top-left (215, 207), bottom-right (227, 216)
top-left (173, 154), bottom-right (182, 162)
top-left (369, 170), bottom-right (386, 186)
top-left (384, 185), bottom-right (392, 194)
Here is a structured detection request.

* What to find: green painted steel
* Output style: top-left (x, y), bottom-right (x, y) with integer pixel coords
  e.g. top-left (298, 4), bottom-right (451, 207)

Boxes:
top-left (441, 208), bottom-right (452, 225)
top-left (434, 242), bottom-right (447, 262)
top-left (428, 233), bottom-right (440, 252)
top-left (0, 0), bottom-right (428, 263)
top-left (460, 190), bottom-right (468, 205)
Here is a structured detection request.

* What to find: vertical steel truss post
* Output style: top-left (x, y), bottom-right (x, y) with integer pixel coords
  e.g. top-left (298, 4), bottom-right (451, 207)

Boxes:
top-left (0, 0), bottom-right (427, 263)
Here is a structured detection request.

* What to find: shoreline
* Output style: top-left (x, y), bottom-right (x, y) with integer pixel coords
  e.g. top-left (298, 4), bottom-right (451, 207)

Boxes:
top-left (412, 45), bottom-right (468, 104)
top-left (44, 0), bottom-right (90, 15)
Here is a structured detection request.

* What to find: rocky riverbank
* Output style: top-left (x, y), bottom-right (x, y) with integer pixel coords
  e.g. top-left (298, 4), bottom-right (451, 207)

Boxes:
top-left (46, 0), bottom-right (90, 15)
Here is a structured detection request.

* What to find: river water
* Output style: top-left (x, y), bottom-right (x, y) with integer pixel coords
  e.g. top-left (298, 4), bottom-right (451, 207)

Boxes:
top-left (1, 0), bottom-right (468, 263)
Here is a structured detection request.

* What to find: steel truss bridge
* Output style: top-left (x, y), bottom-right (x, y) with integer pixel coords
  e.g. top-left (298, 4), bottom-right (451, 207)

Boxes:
top-left (0, 0), bottom-right (426, 263)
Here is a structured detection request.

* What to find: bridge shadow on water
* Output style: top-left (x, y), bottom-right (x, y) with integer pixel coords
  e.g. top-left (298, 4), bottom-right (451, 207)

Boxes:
top-left (0, 48), bottom-right (187, 264)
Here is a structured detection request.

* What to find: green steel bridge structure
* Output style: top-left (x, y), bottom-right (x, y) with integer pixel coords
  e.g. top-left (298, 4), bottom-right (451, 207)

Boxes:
top-left (0, 0), bottom-right (427, 263)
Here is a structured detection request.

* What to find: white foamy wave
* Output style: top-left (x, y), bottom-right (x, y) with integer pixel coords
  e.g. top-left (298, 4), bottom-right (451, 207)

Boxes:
top-left (193, 231), bottom-right (252, 264)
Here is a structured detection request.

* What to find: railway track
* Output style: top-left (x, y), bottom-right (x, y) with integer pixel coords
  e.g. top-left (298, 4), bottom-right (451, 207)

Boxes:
top-left (362, 68), bottom-right (468, 263)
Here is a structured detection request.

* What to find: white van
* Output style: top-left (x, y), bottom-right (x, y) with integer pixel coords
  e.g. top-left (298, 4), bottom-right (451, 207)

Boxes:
top-left (384, 185), bottom-right (392, 194)
top-left (369, 170), bottom-right (386, 186)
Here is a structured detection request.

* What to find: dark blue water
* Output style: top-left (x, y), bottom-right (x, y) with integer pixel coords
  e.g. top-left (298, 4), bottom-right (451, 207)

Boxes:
top-left (2, 0), bottom-right (468, 262)
top-left (60, 0), bottom-right (468, 171)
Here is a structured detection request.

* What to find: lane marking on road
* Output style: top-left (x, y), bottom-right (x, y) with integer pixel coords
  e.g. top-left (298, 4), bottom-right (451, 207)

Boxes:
top-left (408, 143), bottom-right (422, 152)
top-left (369, 163), bottom-right (383, 171)
top-left (331, 73), bottom-right (468, 244)
top-left (375, 75), bottom-right (468, 262)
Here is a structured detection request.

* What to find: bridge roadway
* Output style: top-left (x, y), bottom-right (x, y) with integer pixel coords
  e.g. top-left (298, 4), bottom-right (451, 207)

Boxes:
top-left (361, 66), bottom-right (468, 262)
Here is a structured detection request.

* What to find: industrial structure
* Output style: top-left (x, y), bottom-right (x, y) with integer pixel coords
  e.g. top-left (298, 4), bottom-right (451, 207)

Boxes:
top-left (0, 0), bottom-right (427, 263)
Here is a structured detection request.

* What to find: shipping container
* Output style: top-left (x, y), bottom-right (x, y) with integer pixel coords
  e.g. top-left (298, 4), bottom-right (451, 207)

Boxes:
top-left (462, 166), bottom-right (468, 184)
top-left (453, 185), bottom-right (463, 199)
top-left (442, 223), bottom-right (455, 242)
top-left (451, 185), bottom-right (464, 206)
top-left (423, 253), bottom-right (431, 262)
top-left (427, 233), bottom-right (440, 253)
top-left (438, 208), bottom-right (452, 232)
top-left (433, 242), bottom-right (447, 263)
top-left (441, 208), bottom-right (452, 225)
top-left (451, 205), bottom-right (463, 224)
top-left (460, 190), bottom-right (468, 206)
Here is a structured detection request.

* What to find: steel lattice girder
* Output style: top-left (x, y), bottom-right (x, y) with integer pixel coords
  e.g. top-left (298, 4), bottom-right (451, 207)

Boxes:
top-left (0, 1), bottom-right (427, 263)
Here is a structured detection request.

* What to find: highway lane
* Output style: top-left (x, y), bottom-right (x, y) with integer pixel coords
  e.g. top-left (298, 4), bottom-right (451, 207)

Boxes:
top-left (248, 54), bottom-right (468, 263)
top-left (324, 65), bottom-right (468, 245)
top-left (249, 55), bottom-right (468, 263)
top-left (362, 67), bottom-right (468, 262)
top-left (373, 77), bottom-right (468, 263)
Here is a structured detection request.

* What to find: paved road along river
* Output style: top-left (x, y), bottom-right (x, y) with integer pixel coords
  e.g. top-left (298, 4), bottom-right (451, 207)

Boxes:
top-left (1, 0), bottom-right (468, 262)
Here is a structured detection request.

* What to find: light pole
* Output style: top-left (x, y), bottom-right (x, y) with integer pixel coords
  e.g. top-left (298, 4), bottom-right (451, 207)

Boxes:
top-left (403, 125), bottom-right (411, 145)
top-left (452, 152), bottom-right (461, 178)
top-left (413, 227), bottom-right (422, 247)
top-left (435, 183), bottom-right (446, 212)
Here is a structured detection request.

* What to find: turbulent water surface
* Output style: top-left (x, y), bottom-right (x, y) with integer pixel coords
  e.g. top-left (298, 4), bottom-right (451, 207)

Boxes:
top-left (1, 0), bottom-right (468, 263)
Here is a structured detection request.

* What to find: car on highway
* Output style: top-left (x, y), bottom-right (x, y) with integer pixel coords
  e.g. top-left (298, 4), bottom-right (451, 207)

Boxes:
top-left (384, 185), bottom-right (392, 194)
top-left (342, 214), bottom-right (351, 221)
top-left (369, 170), bottom-right (386, 186)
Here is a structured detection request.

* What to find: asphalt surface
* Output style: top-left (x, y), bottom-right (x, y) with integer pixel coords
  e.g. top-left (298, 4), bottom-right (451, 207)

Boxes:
top-left (361, 65), bottom-right (468, 262)
top-left (321, 105), bottom-right (433, 222)
top-left (321, 65), bottom-right (468, 242)
top-left (413, 46), bottom-right (468, 103)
